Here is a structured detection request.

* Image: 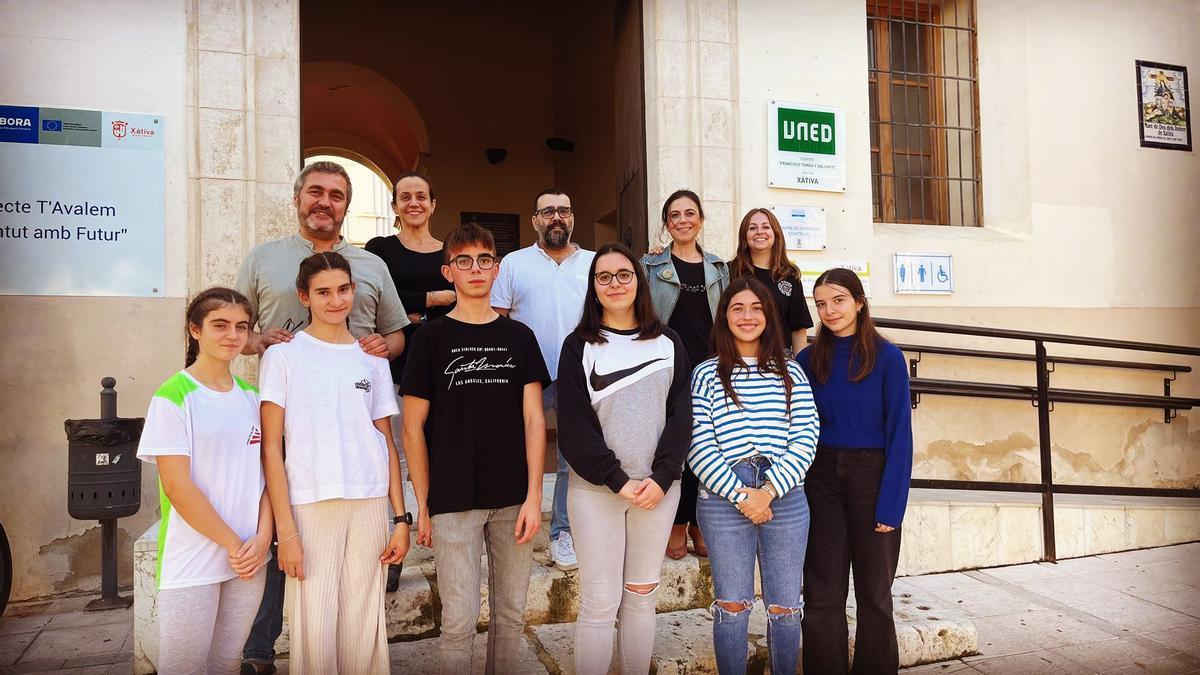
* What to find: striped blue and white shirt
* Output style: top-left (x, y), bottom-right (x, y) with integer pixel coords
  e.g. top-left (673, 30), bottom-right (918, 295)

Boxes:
top-left (688, 357), bottom-right (820, 503)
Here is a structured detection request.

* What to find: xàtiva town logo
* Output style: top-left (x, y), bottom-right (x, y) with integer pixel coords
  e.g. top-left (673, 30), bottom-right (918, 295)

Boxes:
top-left (111, 119), bottom-right (157, 140)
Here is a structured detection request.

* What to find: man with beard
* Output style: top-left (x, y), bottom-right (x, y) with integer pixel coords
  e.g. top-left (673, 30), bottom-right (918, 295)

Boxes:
top-left (234, 160), bottom-right (410, 674)
top-left (491, 188), bottom-right (595, 571)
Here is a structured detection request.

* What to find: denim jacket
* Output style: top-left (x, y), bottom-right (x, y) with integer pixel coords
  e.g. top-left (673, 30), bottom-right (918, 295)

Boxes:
top-left (641, 244), bottom-right (730, 322)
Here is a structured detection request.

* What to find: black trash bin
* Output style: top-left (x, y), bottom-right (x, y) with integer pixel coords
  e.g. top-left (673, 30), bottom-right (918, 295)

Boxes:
top-left (65, 417), bottom-right (144, 520)
top-left (64, 378), bottom-right (144, 610)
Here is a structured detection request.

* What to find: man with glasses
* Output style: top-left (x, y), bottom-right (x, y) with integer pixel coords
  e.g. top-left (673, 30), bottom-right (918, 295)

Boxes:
top-left (402, 223), bottom-right (549, 673)
top-left (492, 188), bottom-right (595, 571)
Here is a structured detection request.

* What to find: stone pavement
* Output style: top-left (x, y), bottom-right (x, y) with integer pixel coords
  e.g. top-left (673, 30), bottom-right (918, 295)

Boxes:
top-left (3, 542), bottom-right (1199, 674)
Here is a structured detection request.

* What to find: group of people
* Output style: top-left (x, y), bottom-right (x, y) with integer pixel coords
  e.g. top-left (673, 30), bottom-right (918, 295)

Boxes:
top-left (137, 160), bottom-right (913, 675)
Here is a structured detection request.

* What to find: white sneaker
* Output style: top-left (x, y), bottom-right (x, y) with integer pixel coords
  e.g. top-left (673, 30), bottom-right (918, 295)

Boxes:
top-left (551, 531), bottom-right (578, 571)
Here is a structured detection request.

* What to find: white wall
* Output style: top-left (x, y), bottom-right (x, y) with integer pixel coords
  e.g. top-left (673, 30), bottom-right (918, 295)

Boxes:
top-left (736, 0), bottom-right (1199, 315)
top-left (0, 0), bottom-right (189, 599)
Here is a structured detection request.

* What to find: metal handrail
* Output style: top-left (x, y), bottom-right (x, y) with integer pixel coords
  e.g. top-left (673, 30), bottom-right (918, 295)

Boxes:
top-left (895, 342), bottom-right (1192, 374)
top-left (868, 316), bottom-right (1200, 562)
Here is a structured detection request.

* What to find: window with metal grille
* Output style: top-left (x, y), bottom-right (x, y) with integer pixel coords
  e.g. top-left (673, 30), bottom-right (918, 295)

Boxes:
top-left (868, 0), bottom-right (981, 226)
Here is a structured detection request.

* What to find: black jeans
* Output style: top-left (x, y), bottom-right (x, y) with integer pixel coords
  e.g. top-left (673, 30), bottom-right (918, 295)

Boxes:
top-left (673, 465), bottom-right (700, 526)
top-left (802, 446), bottom-right (902, 675)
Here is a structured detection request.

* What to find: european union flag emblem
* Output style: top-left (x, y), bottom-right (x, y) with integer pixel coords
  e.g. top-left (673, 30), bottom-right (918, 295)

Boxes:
top-left (43, 119), bottom-right (62, 131)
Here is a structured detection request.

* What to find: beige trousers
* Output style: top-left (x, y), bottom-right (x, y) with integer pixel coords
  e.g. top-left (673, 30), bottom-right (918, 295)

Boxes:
top-left (286, 497), bottom-right (389, 674)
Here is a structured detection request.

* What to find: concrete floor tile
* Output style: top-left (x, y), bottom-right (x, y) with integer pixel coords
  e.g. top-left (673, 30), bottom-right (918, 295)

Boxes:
top-left (969, 649), bottom-right (1093, 674)
top-left (0, 616), bottom-right (52, 637)
top-left (1075, 566), bottom-right (1195, 598)
top-left (11, 657), bottom-right (69, 672)
top-left (975, 563), bottom-right (1069, 584)
top-left (61, 649), bottom-right (132, 669)
top-left (1041, 556), bottom-right (1130, 575)
top-left (969, 610), bottom-right (1115, 657)
top-left (1097, 544), bottom-right (1198, 566)
top-left (1141, 588), bottom-right (1200, 619)
top-left (45, 610), bottom-right (131, 631)
top-left (1136, 559), bottom-right (1200, 587)
top-left (20, 623), bottom-right (128, 664)
top-left (924, 584), bottom-right (1049, 619)
top-left (55, 667), bottom-right (113, 675)
top-left (1141, 622), bottom-right (1200, 658)
top-left (0, 632), bottom-right (38, 666)
top-left (1104, 650), bottom-right (1200, 674)
top-left (903, 572), bottom-right (991, 593)
top-left (1047, 637), bottom-right (1175, 672)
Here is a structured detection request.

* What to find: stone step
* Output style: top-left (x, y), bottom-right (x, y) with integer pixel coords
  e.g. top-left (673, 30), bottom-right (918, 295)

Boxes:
top-left (373, 598), bottom-right (976, 675)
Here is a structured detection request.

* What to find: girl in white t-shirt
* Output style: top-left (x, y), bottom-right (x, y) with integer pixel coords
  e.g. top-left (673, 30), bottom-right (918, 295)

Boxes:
top-left (137, 287), bottom-right (273, 674)
top-left (259, 251), bottom-right (410, 674)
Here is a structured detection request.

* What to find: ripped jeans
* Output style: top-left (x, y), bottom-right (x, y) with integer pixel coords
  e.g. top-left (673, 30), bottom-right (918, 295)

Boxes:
top-left (696, 456), bottom-right (810, 675)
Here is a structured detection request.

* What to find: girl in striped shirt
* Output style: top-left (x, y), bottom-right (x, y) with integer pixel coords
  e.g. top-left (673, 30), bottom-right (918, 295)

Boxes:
top-left (688, 277), bottom-right (820, 674)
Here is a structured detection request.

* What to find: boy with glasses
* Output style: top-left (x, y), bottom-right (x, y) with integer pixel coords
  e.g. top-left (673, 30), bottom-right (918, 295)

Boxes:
top-left (401, 223), bottom-right (549, 673)
top-left (492, 188), bottom-right (595, 571)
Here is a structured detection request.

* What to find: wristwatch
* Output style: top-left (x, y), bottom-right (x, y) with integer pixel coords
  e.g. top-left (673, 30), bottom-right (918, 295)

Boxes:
top-left (393, 512), bottom-right (413, 525)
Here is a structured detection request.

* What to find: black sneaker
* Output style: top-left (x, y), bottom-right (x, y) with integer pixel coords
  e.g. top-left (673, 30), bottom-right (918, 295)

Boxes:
top-left (240, 663), bottom-right (276, 675)
top-left (386, 562), bottom-right (403, 592)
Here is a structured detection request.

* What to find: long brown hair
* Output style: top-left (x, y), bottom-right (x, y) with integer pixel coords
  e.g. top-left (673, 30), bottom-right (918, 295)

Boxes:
top-left (728, 208), bottom-right (800, 283)
top-left (184, 287), bottom-right (254, 367)
top-left (575, 243), bottom-right (663, 344)
top-left (709, 277), bottom-right (792, 410)
top-left (808, 267), bottom-right (884, 384)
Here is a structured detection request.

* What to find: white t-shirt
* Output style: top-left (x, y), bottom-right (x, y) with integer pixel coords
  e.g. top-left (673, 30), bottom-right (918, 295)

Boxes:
top-left (259, 331), bottom-right (399, 505)
top-left (491, 243), bottom-right (594, 380)
top-left (137, 371), bottom-right (264, 590)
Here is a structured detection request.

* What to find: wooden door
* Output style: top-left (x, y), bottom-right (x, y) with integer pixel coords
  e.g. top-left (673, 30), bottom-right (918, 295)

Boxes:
top-left (614, 0), bottom-right (648, 254)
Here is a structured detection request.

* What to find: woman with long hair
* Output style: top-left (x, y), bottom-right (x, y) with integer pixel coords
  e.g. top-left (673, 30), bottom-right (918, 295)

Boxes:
top-left (688, 277), bottom-right (819, 674)
top-left (641, 189), bottom-right (729, 559)
top-left (259, 252), bottom-right (410, 673)
top-left (797, 267), bottom-right (912, 675)
top-left (557, 242), bottom-right (692, 674)
top-left (727, 208), bottom-right (813, 354)
top-left (365, 170), bottom-right (453, 589)
top-left (137, 287), bottom-right (272, 674)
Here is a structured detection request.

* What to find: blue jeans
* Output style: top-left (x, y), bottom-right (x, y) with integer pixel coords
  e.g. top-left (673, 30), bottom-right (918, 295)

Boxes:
top-left (242, 541), bottom-right (284, 662)
top-left (544, 382), bottom-right (570, 539)
top-left (696, 456), bottom-right (810, 675)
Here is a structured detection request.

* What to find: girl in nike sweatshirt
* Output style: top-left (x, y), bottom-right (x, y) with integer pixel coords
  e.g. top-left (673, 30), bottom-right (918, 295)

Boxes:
top-left (557, 242), bottom-right (692, 675)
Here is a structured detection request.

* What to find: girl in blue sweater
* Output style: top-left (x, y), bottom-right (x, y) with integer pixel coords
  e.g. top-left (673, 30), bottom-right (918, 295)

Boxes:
top-left (796, 267), bottom-right (912, 675)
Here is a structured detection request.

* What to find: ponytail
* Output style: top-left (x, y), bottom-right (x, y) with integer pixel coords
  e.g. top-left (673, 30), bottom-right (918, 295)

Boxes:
top-left (185, 287), bottom-right (254, 366)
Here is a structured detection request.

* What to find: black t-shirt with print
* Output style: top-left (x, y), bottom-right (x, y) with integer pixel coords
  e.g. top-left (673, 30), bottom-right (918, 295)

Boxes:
top-left (668, 256), bottom-right (713, 368)
top-left (752, 266), bottom-right (813, 333)
top-left (400, 314), bottom-right (550, 516)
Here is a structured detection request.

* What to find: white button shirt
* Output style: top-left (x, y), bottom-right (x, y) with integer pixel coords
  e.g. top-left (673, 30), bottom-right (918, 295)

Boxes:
top-left (491, 242), bottom-right (595, 380)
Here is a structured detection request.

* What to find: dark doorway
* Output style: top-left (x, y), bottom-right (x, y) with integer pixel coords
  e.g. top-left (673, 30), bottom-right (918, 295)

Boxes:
top-left (299, 1), bottom-right (647, 252)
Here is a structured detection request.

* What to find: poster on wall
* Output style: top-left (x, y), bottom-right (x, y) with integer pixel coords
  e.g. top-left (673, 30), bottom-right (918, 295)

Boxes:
top-left (767, 100), bottom-right (846, 192)
top-left (461, 211), bottom-right (520, 256)
top-left (0, 104), bottom-right (165, 296)
top-left (1136, 60), bottom-right (1191, 151)
top-left (770, 205), bottom-right (826, 250)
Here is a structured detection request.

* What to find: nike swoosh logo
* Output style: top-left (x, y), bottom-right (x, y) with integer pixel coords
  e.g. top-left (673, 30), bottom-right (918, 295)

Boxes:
top-left (589, 357), bottom-right (669, 391)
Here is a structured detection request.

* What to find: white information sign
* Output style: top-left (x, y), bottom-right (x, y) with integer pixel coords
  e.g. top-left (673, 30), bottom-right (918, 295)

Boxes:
top-left (771, 206), bottom-right (826, 251)
top-left (791, 257), bottom-right (871, 298)
top-left (768, 100), bottom-right (846, 192)
top-left (893, 253), bottom-right (953, 294)
top-left (0, 104), bottom-right (165, 297)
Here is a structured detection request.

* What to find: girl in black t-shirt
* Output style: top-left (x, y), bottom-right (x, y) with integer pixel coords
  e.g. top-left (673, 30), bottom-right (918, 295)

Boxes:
top-left (728, 208), bottom-right (814, 355)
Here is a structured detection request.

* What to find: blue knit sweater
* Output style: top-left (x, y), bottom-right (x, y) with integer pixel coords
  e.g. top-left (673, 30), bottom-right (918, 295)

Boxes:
top-left (796, 335), bottom-right (913, 527)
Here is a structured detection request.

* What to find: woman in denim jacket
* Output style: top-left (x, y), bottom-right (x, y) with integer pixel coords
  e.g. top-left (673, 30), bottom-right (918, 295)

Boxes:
top-left (640, 189), bottom-right (729, 558)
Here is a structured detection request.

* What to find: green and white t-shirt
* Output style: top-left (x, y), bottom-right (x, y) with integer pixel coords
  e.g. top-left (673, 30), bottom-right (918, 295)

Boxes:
top-left (137, 371), bottom-right (264, 590)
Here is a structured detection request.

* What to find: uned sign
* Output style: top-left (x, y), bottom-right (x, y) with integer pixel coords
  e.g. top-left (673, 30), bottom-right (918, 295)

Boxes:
top-left (777, 107), bottom-right (836, 155)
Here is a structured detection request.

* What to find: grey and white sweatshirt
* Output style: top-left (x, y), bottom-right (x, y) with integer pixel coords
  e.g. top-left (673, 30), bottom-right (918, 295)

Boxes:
top-left (557, 327), bottom-right (692, 493)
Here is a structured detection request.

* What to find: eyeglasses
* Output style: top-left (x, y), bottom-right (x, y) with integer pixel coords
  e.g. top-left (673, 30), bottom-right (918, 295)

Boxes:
top-left (594, 270), bottom-right (635, 286)
top-left (536, 206), bottom-right (573, 219)
top-left (449, 254), bottom-right (497, 270)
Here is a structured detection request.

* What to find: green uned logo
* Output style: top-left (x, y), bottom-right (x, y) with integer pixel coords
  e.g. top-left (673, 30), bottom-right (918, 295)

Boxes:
top-left (777, 107), bottom-right (836, 155)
